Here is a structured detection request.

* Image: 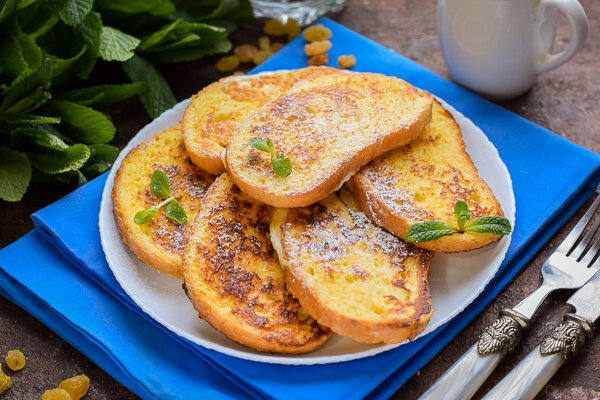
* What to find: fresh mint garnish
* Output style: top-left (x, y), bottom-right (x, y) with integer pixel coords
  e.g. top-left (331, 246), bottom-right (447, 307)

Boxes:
top-left (246, 138), bottom-right (293, 177)
top-left (405, 201), bottom-right (511, 243)
top-left (134, 169), bottom-right (187, 225)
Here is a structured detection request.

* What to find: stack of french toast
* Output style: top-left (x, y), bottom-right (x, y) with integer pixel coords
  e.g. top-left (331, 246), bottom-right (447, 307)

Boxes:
top-left (112, 66), bottom-right (505, 354)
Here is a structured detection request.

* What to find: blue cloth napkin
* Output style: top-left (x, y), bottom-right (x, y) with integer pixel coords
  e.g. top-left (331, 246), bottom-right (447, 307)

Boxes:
top-left (1, 18), bottom-right (600, 400)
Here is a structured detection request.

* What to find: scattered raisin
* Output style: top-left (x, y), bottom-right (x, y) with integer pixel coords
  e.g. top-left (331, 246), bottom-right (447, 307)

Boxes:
top-left (308, 53), bottom-right (328, 66)
top-left (304, 40), bottom-right (332, 56)
top-left (0, 366), bottom-right (11, 395)
top-left (252, 50), bottom-right (272, 65)
top-left (59, 374), bottom-right (90, 400)
top-left (284, 18), bottom-right (301, 41)
top-left (233, 44), bottom-right (258, 63)
top-left (337, 54), bottom-right (356, 69)
top-left (215, 55), bottom-right (240, 73)
top-left (270, 42), bottom-right (284, 53)
top-left (303, 24), bottom-right (332, 42)
top-left (258, 36), bottom-right (271, 51)
top-left (41, 388), bottom-right (72, 400)
top-left (5, 350), bottom-right (25, 371)
top-left (263, 19), bottom-right (287, 36)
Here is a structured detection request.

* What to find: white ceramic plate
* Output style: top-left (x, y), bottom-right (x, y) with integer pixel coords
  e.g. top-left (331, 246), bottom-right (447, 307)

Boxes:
top-left (99, 80), bottom-right (515, 365)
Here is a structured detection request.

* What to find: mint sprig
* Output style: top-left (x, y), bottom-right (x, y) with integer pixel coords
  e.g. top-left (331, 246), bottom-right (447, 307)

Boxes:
top-left (405, 201), bottom-right (511, 243)
top-left (134, 170), bottom-right (187, 225)
top-left (246, 138), bottom-right (293, 177)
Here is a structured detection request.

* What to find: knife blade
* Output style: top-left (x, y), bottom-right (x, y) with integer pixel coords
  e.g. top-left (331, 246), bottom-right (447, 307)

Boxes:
top-left (567, 267), bottom-right (600, 325)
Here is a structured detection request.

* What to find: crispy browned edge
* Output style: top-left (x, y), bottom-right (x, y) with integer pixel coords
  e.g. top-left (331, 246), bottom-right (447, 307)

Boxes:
top-left (227, 103), bottom-right (433, 208)
top-left (111, 126), bottom-right (184, 278)
top-left (182, 175), bottom-right (331, 354)
top-left (276, 207), bottom-right (434, 344)
top-left (348, 103), bottom-right (503, 253)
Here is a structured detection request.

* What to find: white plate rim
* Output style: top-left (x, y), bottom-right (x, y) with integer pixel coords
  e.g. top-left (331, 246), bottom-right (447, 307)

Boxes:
top-left (99, 74), bottom-right (515, 365)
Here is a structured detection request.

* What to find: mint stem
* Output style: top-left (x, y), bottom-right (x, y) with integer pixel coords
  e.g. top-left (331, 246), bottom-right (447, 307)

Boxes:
top-left (155, 196), bottom-right (175, 209)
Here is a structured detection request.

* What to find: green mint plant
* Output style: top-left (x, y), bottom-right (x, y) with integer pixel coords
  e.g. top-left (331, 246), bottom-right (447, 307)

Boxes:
top-left (405, 200), bottom-right (511, 243)
top-left (134, 170), bottom-right (186, 225)
top-left (246, 138), bottom-right (293, 177)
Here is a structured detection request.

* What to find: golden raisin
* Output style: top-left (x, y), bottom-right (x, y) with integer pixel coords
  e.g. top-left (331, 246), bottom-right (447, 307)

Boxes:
top-left (5, 350), bottom-right (25, 371)
top-left (284, 18), bottom-right (301, 41)
top-left (59, 374), bottom-right (90, 400)
top-left (252, 50), bottom-right (272, 65)
top-left (0, 366), bottom-right (11, 395)
top-left (41, 388), bottom-right (72, 400)
top-left (215, 55), bottom-right (240, 73)
top-left (270, 42), bottom-right (284, 53)
top-left (233, 44), bottom-right (258, 63)
top-left (303, 24), bottom-right (332, 42)
top-left (263, 19), bottom-right (287, 36)
top-left (258, 36), bottom-right (271, 51)
top-left (304, 40), bottom-right (332, 56)
top-left (308, 53), bottom-right (328, 66)
top-left (337, 54), bottom-right (356, 69)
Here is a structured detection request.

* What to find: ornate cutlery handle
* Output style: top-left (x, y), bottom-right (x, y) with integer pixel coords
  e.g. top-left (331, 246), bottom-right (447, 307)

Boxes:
top-left (483, 314), bottom-right (593, 400)
top-left (419, 309), bottom-right (529, 400)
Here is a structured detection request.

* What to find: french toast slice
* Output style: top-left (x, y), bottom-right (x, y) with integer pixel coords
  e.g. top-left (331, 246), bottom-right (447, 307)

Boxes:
top-left (112, 125), bottom-right (215, 278)
top-left (349, 101), bottom-right (504, 252)
top-left (270, 187), bottom-right (433, 344)
top-left (181, 67), bottom-right (339, 175)
top-left (183, 173), bottom-right (331, 353)
top-left (226, 72), bottom-right (434, 208)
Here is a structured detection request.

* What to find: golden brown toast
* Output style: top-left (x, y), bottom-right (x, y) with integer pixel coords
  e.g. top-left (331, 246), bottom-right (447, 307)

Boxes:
top-left (112, 125), bottom-right (215, 278)
top-left (270, 187), bottom-right (433, 344)
top-left (181, 67), bottom-right (339, 175)
top-left (226, 72), bottom-right (434, 208)
top-left (183, 173), bottom-right (331, 353)
top-left (349, 101), bottom-right (504, 252)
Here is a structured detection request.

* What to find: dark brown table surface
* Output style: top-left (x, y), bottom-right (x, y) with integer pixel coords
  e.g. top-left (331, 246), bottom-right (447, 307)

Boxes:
top-left (1, 0), bottom-right (599, 399)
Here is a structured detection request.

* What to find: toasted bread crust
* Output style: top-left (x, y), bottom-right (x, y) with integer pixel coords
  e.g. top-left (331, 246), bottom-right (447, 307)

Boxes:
top-left (182, 67), bottom-right (339, 175)
top-left (349, 102), bottom-right (503, 253)
top-left (183, 173), bottom-right (331, 353)
top-left (226, 72), bottom-right (434, 208)
top-left (271, 188), bottom-right (433, 344)
top-left (112, 125), bottom-right (214, 278)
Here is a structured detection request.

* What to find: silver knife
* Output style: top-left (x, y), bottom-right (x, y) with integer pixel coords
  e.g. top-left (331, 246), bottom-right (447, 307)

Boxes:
top-left (483, 268), bottom-right (600, 400)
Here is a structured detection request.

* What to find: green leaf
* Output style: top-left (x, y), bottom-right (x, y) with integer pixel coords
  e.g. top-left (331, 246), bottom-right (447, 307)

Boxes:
top-left (464, 216), bottom-right (512, 235)
top-left (29, 143), bottom-right (90, 174)
top-left (272, 153), bottom-right (292, 177)
top-left (150, 169), bottom-right (170, 199)
top-left (0, 59), bottom-right (52, 112)
top-left (58, 83), bottom-right (142, 106)
top-left (58, 0), bottom-right (93, 26)
top-left (99, 26), bottom-right (140, 62)
top-left (150, 39), bottom-right (231, 64)
top-left (81, 143), bottom-right (117, 175)
top-left (122, 55), bottom-right (176, 119)
top-left (454, 200), bottom-right (471, 231)
top-left (404, 221), bottom-right (458, 243)
top-left (96, 0), bottom-right (175, 16)
top-left (51, 99), bottom-right (116, 144)
top-left (16, 127), bottom-right (69, 150)
top-left (74, 11), bottom-right (102, 54)
top-left (246, 138), bottom-right (274, 154)
top-left (0, 35), bottom-right (28, 80)
top-left (46, 44), bottom-right (87, 85)
top-left (134, 207), bottom-right (157, 224)
top-left (19, 2), bottom-right (60, 39)
top-left (2, 89), bottom-right (51, 115)
top-left (164, 199), bottom-right (186, 224)
top-left (17, 33), bottom-right (43, 69)
top-left (3, 114), bottom-right (60, 124)
top-left (138, 19), bottom-right (227, 53)
top-left (0, 147), bottom-right (31, 201)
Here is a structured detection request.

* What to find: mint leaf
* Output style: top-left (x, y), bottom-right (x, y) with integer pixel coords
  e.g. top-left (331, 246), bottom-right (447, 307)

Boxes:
top-left (247, 138), bottom-right (274, 154)
top-left (74, 11), bottom-right (102, 54)
top-left (465, 216), bottom-right (512, 235)
top-left (272, 153), bottom-right (292, 177)
top-left (405, 221), bottom-right (458, 243)
top-left (99, 26), bottom-right (140, 62)
top-left (59, 0), bottom-right (93, 26)
top-left (164, 199), bottom-right (187, 224)
top-left (151, 39), bottom-right (231, 64)
top-left (51, 99), bottom-right (116, 144)
top-left (96, 0), bottom-right (175, 16)
top-left (58, 83), bottom-right (143, 106)
top-left (454, 200), bottom-right (471, 231)
top-left (29, 143), bottom-right (91, 174)
top-left (1, 59), bottom-right (52, 112)
top-left (81, 144), bottom-right (118, 175)
top-left (134, 207), bottom-right (157, 224)
top-left (122, 55), bottom-right (176, 119)
top-left (3, 114), bottom-right (60, 124)
top-left (47, 45), bottom-right (87, 86)
top-left (16, 127), bottom-right (69, 150)
top-left (150, 169), bottom-right (170, 199)
top-left (0, 147), bottom-right (31, 202)
top-left (17, 32), bottom-right (42, 69)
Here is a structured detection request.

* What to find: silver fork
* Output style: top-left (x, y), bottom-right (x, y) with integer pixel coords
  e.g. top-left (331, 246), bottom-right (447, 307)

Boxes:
top-left (420, 193), bottom-right (600, 400)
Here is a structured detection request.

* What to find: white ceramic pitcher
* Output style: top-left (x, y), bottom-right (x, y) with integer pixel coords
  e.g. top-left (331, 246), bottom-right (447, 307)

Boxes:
top-left (438, 0), bottom-right (588, 100)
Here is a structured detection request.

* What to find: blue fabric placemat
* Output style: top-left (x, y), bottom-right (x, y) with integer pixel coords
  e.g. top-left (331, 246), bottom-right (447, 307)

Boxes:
top-left (1, 18), bottom-right (600, 400)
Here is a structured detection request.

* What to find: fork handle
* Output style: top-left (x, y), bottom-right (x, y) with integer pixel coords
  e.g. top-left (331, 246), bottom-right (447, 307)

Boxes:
top-left (418, 309), bottom-right (529, 400)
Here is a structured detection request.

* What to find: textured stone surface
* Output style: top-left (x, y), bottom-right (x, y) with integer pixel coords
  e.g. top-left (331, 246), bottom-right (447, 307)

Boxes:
top-left (1, 0), bottom-right (599, 398)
